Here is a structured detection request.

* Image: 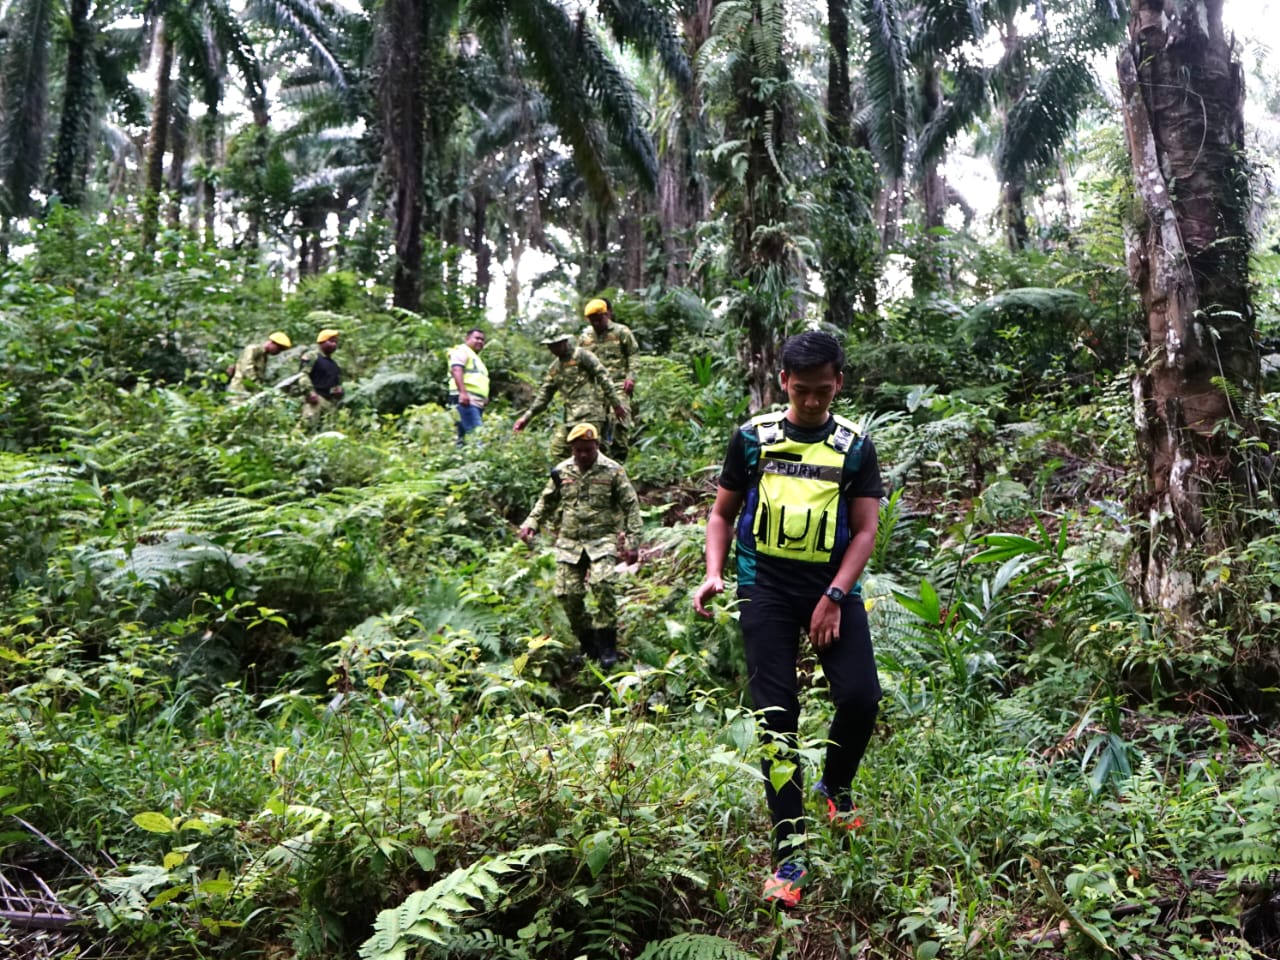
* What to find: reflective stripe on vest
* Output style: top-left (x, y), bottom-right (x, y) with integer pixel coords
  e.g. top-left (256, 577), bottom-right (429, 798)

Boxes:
top-left (741, 413), bottom-right (859, 564)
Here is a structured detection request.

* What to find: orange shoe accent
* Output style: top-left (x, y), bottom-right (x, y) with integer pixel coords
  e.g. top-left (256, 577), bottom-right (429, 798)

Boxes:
top-left (762, 862), bottom-right (807, 908)
top-left (825, 796), bottom-right (864, 830)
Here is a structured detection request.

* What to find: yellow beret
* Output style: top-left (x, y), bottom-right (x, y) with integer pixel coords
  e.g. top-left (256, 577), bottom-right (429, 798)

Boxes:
top-left (268, 331), bottom-right (292, 348)
top-left (566, 422), bottom-right (599, 443)
top-left (583, 298), bottom-right (609, 317)
top-left (316, 329), bottom-right (340, 343)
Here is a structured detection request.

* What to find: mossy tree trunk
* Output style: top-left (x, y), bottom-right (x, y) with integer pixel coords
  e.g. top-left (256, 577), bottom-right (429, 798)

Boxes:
top-left (1118, 0), bottom-right (1259, 629)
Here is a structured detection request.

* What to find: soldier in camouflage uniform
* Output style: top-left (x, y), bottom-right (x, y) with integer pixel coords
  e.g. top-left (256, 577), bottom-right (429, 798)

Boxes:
top-left (579, 297), bottom-right (640, 461)
top-left (227, 331), bottom-right (292, 397)
top-left (513, 330), bottom-right (628, 462)
top-left (518, 422), bottom-right (643, 668)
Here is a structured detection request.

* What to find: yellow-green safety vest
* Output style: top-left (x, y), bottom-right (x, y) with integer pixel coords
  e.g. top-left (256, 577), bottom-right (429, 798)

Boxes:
top-left (743, 412), bottom-right (861, 564)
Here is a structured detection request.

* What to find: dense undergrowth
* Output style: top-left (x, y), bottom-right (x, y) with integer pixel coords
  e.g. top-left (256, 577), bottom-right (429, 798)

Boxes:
top-left (4, 216), bottom-right (1280, 959)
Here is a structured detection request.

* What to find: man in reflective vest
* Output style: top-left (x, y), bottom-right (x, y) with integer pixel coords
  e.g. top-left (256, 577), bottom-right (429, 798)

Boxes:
top-left (692, 330), bottom-right (884, 908)
top-left (447, 328), bottom-right (489, 443)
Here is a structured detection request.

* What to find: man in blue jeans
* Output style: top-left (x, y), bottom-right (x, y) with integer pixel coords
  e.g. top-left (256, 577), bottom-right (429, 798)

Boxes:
top-left (448, 328), bottom-right (489, 443)
top-left (692, 330), bottom-right (883, 908)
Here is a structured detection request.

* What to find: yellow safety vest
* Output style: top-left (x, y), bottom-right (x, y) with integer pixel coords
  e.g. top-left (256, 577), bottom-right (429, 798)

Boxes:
top-left (743, 413), bottom-right (861, 564)
top-left (447, 344), bottom-right (489, 400)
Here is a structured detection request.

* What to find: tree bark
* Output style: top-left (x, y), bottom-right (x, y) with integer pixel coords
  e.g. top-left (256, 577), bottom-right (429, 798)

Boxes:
top-left (50, 0), bottom-right (93, 208)
top-left (141, 20), bottom-right (174, 249)
top-left (377, 0), bottom-right (427, 311)
top-left (1118, 0), bottom-right (1259, 626)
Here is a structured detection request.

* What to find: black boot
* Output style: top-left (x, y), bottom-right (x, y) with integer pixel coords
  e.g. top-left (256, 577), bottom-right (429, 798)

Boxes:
top-left (578, 628), bottom-right (600, 663)
top-left (597, 627), bottom-right (618, 670)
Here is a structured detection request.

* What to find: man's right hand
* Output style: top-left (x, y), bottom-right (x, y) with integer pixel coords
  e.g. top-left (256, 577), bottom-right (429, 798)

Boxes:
top-left (458, 391), bottom-right (471, 406)
top-left (692, 576), bottom-right (725, 617)
top-left (513, 416), bottom-right (528, 432)
top-left (518, 526), bottom-right (535, 543)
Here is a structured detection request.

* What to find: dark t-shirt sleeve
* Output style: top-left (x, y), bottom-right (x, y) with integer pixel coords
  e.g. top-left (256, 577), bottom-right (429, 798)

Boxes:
top-left (717, 429), bottom-right (750, 491)
top-left (846, 436), bottom-right (886, 500)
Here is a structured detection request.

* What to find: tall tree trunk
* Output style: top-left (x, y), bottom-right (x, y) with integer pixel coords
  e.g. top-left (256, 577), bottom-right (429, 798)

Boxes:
top-left (1118, 0), bottom-right (1259, 628)
top-left (997, 12), bottom-right (1030, 251)
top-left (471, 184), bottom-right (489, 311)
top-left (200, 109), bottom-right (218, 246)
top-left (823, 0), bottom-right (854, 328)
top-left (727, 0), bottom-right (794, 411)
top-left (141, 21), bottom-right (174, 250)
top-left (166, 79), bottom-right (189, 229)
top-left (50, 0), bottom-right (93, 208)
top-left (377, 0), bottom-right (427, 311)
top-left (657, 0), bottom-right (714, 290)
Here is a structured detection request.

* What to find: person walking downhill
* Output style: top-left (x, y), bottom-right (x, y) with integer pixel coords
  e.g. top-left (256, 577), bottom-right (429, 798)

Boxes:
top-left (691, 330), bottom-right (884, 908)
top-left (579, 298), bottom-right (639, 461)
top-left (513, 329), bottom-right (628, 463)
top-left (448, 328), bottom-right (489, 443)
top-left (519, 422), bottom-right (642, 670)
top-left (302, 329), bottom-right (343, 426)
top-left (227, 331), bottom-right (292, 397)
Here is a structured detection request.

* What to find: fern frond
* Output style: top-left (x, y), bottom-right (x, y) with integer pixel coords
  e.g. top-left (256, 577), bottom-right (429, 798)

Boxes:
top-left (636, 933), bottom-right (759, 960)
top-left (358, 843), bottom-right (566, 960)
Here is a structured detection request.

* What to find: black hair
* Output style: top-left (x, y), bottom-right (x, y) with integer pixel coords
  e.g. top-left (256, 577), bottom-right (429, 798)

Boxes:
top-left (466, 327), bottom-right (484, 338)
top-left (780, 330), bottom-right (845, 374)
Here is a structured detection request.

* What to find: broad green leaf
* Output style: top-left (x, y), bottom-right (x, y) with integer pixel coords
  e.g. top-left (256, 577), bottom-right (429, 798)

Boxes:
top-left (148, 884), bottom-right (189, 908)
top-left (133, 812), bottom-right (176, 834)
top-left (583, 830), bottom-right (615, 878)
top-left (769, 759), bottom-right (796, 795)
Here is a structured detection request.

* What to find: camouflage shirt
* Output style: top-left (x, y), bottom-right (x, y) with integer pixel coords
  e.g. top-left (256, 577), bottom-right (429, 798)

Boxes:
top-left (228, 343), bottom-right (269, 393)
top-left (579, 321), bottom-right (639, 384)
top-left (522, 454), bottom-right (643, 562)
top-left (521, 346), bottom-right (625, 426)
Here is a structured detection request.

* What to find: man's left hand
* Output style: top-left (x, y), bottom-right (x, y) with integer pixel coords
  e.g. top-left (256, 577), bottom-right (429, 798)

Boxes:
top-left (809, 597), bottom-right (842, 651)
top-left (623, 379), bottom-right (635, 395)
top-left (614, 404), bottom-right (628, 422)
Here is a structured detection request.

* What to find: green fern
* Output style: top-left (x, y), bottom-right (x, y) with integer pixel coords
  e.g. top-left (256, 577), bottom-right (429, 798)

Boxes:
top-left (358, 843), bottom-right (565, 960)
top-left (636, 933), bottom-right (759, 960)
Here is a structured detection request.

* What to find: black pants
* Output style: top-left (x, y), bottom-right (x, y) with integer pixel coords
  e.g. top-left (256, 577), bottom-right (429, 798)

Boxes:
top-left (739, 586), bottom-right (881, 860)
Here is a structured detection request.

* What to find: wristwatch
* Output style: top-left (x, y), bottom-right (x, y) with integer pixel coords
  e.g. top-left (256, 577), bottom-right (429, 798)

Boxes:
top-left (824, 585), bottom-right (846, 603)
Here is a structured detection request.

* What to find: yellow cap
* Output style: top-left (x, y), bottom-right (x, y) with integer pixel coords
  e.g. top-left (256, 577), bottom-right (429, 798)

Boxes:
top-left (316, 329), bottom-right (340, 343)
top-left (584, 298), bottom-right (609, 317)
top-left (268, 331), bottom-right (292, 348)
top-left (566, 422), bottom-right (599, 443)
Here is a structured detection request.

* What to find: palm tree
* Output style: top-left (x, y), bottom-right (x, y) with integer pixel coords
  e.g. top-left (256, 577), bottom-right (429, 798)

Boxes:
top-left (373, 0), bottom-right (685, 312)
top-left (137, 0), bottom-right (349, 249)
top-left (703, 0), bottom-right (800, 409)
top-left (1118, 0), bottom-right (1260, 632)
top-left (0, 0), bottom-right (52, 246)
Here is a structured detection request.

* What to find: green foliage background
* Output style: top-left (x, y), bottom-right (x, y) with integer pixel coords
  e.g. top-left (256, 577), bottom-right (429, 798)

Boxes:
top-left (2, 209), bottom-right (1279, 960)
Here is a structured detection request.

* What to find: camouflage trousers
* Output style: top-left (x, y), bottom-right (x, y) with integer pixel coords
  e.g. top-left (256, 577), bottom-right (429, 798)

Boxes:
top-left (302, 395), bottom-right (338, 429)
top-left (554, 551), bottom-right (618, 634)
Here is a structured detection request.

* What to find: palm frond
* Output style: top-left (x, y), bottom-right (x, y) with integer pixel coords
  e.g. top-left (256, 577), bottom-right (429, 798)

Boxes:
top-left (915, 58), bottom-right (986, 168)
top-left (858, 0), bottom-right (909, 178)
top-left (243, 0), bottom-right (350, 93)
top-left (995, 54), bottom-right (1096, 184)
top-left (594, 0), bottom-right (692, 94)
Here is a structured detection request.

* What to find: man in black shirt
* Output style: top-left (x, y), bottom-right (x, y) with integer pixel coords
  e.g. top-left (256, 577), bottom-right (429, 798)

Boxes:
top-left (692, 330), bottom-right (884, 908)
top-left (303, 328), bottom-right (344, 424)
